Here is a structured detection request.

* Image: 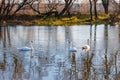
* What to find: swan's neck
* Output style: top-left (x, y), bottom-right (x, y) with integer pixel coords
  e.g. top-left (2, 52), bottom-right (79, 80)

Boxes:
top-left (70, 42), bottom-right (72, 47)
top-left (87, 39), bottom-right (89, 45)
top-left (69, 41), bottom-right (73, 48)
top-left (30, 43), bottom-right (33, 50)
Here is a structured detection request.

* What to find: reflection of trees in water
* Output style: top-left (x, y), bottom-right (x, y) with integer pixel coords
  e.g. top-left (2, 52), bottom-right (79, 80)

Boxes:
top-left (67, 24), bottom-right (120, 80)
top-left (69, 53), bottom-right (78, 80)
top-left (0, 27), bottom-right (2, 40)
top-left (0, 52), bottom-right (6, 71)
top-left (102, 50), bottom-right (120, 80)
top-left (68, 51), bottom-right (120, 80)
top-left (0, 26), bottom-right (11, 76)
top-left (1, 26), bottom-right (11, 47)
top-left (12, 56), bottom-right (23, 80)
top-left (114, 51), bottom-right (119, 79)
top-left (104, 24), bottom-right (108, 40)
top-left (81, 52), bottom-right (94, 80)
top-left (68, 51), bottom-right (94, 80)
top-left (103, 53), bottom-right (112, 79)
top-left (93, 24), bottom-right (97, 50)
top-left (118, 26), bottom-right (120, 45)
top-left (103, 24), bottom-right (109, 79)
top-left (0, 25), bottom-right (120, 80)
top-left (89, 24), bottom-right (92, 50)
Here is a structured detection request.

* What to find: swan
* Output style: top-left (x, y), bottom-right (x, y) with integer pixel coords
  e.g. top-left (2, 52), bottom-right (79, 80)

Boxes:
top-left (82, 39), bottom-right (90, 51)
top-left (69, 40), bottom-right (78, 53)
top-left (18, 41), bottom-right (33, 51)
top-left (82, 44), bottom-right (90, 51)
top-left (69, 47), bottom-right (78, 52)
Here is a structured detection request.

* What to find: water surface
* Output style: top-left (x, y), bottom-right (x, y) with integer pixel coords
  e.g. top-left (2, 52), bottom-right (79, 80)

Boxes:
top-left (0, 25), bottom-right (120, 80)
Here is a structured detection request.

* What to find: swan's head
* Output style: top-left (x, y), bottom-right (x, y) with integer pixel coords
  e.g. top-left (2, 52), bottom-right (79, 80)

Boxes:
top-left (82, 45), bottom-right (90, 51)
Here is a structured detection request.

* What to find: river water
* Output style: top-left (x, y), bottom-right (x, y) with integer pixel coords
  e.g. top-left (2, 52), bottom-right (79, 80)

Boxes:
top-left (0, 24), bottom-right (120, 80)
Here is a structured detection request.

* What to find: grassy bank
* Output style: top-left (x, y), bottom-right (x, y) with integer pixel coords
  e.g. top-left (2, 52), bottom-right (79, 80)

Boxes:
top-left (1, 14), bottom-right (120, 26)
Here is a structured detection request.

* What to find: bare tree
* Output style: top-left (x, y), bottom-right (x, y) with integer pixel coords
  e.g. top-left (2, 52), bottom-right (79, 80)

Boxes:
top-left (93, 0), bottom-right (98, 19)
top-left (43, 0), bottom-right (60, 17)
top-left (111, 0), bottom-right (120, 14)
top-left (109, 0), bottom-right (120, 24)
top-left (89, 0), bottom-right (93, 20)
top-left (101, 0), bottom-right (109, 14)
top-left (12, 0), bottom-right (31, 16)
top-left (26, 0), bottom-right (41, 14)
top-left (0, 0), bottom-right (40, 20)
top-left (58, 0), bottom-right (76, 17)
top-left (0, 0), bottom-right (16, 19)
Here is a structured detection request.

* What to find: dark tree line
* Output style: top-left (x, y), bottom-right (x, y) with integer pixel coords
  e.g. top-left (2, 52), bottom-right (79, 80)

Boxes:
top-left (0, 0), bottom-right (119, 20)
top-left (0, 0), bottom-right (40, 20)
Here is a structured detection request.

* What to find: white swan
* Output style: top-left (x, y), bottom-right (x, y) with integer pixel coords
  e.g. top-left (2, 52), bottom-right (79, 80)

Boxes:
top-left (82, 44), bottom-right (90, 51)
top-left (69, 40), bottom-right (78, 53)
top-left (18, 41), bottom-right (33, 51)
top-left (69, 47), bottom-right (78, 52)
top-left (82, 39), bottom-right (90, 51)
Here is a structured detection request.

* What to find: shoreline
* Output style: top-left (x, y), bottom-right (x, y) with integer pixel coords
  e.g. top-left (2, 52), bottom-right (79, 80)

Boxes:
top-left (0, 14), bottom-right (119, 26)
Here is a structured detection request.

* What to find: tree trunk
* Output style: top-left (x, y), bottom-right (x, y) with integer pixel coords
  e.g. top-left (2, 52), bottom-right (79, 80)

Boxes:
top-left (89, 0), bottom-right (93, 21)
top-left (102, 0), bottom-right (109, 14)
top-left (58, 0), bottom-right (74, 17)
top-left (94, 0), bottom-right (98, 19)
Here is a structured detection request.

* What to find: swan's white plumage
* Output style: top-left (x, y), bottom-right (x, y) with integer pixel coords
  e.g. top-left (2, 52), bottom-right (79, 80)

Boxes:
top-left (68, 40), bottom-right (77, 53)
top-left (69, 47), bottom-right (78, 52)
top-left (18, 41), bottom-right (33, 51)
top-left (18, 47), bottom-right (32, 51)
top-left (82, 44), bottom-right (90, 51)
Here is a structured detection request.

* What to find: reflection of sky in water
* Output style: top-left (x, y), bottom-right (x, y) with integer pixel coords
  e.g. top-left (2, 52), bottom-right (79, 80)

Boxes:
top-left (0, 25), bottom-right (120, 80)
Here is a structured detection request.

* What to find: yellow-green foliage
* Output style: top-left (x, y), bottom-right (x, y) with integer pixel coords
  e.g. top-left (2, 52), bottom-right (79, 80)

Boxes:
top-left (98, 14), bottom-right (109, 19)
top-left (24, 21), bottom-right (32, 25)
top-left (61, 16), bottom-right (78, 22)
top-left (5, 14), bottom-right (111, 26)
